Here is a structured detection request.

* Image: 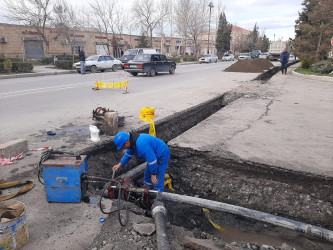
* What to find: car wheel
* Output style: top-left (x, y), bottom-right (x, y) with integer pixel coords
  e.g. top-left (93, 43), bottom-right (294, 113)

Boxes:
top-left (91, 65), bottom-right (97, 73)
top-left (215, 59), bottom-right (217, 63)
top-left (77, 70), bottom-right (80, 73)
top-left (149, 68), bottom-right (156, 77)
top-left (169, 66), bottom-right (175, 74)
top-left (101, 69), bottom-right (105, 72)
top-left (131, 72), bottom-right (138, 76)
top-left (112, 65), bottom-right (118, 72)
top-left (209, 59), bottom-right (211, 63)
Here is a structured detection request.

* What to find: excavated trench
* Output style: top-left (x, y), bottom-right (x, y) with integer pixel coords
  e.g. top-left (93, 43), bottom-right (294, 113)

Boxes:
top-left (83, 76), bottom-right (333, 249)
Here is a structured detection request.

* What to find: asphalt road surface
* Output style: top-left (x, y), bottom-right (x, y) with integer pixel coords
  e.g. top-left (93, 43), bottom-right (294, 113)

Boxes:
top-left (0, 61), bottom-right (243, 145)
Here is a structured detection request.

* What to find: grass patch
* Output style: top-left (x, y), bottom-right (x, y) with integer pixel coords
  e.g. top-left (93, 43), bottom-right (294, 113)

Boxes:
top-left (295, 67), bottom-right (333, 77)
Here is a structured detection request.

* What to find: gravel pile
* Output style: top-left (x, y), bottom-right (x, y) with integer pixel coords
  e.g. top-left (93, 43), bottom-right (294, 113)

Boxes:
top-left (225, 58), bottom-right (275, 73)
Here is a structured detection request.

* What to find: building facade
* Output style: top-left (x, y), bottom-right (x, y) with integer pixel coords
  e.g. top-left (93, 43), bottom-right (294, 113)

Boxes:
top-left (0, 23), bottom-right (252, 60)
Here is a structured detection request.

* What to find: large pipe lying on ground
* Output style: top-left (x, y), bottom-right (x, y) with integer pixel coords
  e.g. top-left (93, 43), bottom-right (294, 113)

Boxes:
top-left (113, 187), bottom-right (333, 243)
top-left (152, 201), bottom-right (170, 250)
top-left (119, 163), bottom-right (147, 180)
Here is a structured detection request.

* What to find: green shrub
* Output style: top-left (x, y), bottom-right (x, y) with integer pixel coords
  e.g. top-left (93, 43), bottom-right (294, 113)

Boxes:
top-left (311, 60), bottom-right (333, 74)
top-left (11, 62), bottom-right (33, 72)
top-left (301, 59), bottom-right (311, 69)
top-left (4, 59), bottom-right (12, 73)
top-left (167, 57), bottom-right (180, 63)
top-left (39, 57), bottom-right (54, 65)
top-left (0, 63), bottom-right (5, 72)
top-left (55, 60), bottom-right (73, 69)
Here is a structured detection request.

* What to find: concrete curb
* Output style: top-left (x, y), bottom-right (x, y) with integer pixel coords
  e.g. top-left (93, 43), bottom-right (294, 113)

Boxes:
top-left (0, 70), bottom-right (76, 80)
top-left (291, 70), bottom-right (333, 83)
top-left (253, 60), bottom-right (300, 81)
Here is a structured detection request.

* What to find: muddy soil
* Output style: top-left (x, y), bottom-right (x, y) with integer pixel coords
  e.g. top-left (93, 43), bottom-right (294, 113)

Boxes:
top-left (225, 59), bottom-right (275, 73)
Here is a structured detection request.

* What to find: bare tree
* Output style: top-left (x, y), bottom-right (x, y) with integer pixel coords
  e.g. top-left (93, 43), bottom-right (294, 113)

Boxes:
top-left (174, 0), bottom-right (192, 56)
top-left (89, 0), bottom-right (118, 55)
top-left (2, 0), bottom-right (53, 55)
top-left (187, 0), bottom-right (209, 58)
top-left (53, 0), bottom-right (82, 61)
top-left (132, 0), bottom-right (169, 48)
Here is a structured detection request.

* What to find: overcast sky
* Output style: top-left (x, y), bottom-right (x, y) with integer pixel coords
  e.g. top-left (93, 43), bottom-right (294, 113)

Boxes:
top-left (0, 0), bottom-right (304, 41)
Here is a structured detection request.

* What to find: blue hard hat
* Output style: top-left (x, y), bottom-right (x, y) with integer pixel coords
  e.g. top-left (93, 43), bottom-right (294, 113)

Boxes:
top-left (114, 132), bottom-right (130, 150)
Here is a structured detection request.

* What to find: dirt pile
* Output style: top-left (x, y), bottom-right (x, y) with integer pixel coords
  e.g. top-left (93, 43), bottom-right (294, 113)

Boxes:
top-left (225, 58), bottom-right (275, 73)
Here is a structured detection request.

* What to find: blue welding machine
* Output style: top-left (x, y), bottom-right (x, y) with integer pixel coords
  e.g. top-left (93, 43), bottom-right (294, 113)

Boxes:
top-left (42, 155), bottom-right (88, 202)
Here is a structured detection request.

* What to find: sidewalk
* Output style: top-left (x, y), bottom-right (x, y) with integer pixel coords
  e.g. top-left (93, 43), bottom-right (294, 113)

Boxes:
top-left (0, 65), bottom-right (76, 80)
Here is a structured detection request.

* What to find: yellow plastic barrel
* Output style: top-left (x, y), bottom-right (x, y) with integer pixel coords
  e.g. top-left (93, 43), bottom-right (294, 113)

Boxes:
top-left (0, 200), bottom-right (29, 249)
top-left (140, 107), bottom-right (155, 119)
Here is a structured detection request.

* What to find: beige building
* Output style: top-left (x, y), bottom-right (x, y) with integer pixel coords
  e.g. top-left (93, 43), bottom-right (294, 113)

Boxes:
top-left (0, 23), bottom-right (250, 60)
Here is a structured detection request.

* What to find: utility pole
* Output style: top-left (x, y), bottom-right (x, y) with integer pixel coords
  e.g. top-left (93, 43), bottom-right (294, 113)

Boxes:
top-left (208, 2), bottom-right (214, 54)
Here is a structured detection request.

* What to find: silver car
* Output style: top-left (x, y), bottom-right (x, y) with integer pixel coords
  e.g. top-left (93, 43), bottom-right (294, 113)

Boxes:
top-left (73, 55), bottom-right (121, 73)
top-left (222, 54), bottom-right (235, 61)
top-left (259, 52), bottom-right (269, 59)
top-left (199, 54), bottom-right (218, 63)
top-left (238, 53), bottom-right (251, 60)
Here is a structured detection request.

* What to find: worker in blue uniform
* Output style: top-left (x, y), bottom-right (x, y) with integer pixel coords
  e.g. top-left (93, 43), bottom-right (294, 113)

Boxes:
top-left (112, 132), bottom-right (170, 192)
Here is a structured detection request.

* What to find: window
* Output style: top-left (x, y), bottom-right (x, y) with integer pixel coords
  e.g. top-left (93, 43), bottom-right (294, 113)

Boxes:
top-left (104, 56), bottom-right (112, 61)
top-left (99, 56), bottom-right (105, 61)
top-left (152, 55), bottom-right (160, 61)
top-left (160, 55), bottom-right (167, 61)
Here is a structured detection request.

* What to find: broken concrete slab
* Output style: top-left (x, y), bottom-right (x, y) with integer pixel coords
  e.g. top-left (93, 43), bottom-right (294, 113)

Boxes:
top-left (132, 222), bottom-right (156, 236)
top-left (0, 139), bottom-right (28, 158)
top-left (182, 237), bottom-right (226, 250)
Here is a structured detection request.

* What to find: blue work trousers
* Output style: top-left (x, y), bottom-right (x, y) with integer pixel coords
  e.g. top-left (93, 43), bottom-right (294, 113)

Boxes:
top-left (144, 149), bottom-right (170, 192)
top-left (80, 61), bottom-right (85, 74)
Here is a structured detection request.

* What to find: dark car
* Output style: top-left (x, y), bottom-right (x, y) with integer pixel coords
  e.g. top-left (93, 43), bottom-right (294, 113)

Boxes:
top-left (123, 54), bottom-right (176, 77)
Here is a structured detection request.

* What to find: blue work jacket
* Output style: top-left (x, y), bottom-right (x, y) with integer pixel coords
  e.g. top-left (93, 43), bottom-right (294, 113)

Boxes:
top-left (120, 134), bottom-right (169, 175)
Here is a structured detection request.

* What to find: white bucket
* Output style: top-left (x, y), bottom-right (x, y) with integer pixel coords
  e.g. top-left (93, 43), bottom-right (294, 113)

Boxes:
top-left (89, 125), bottom-right (100, 142)
top-left (0, 200), bottom-right (29, 249)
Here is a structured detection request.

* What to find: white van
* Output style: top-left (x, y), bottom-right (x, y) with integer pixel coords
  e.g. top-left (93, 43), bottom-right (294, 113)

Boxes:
top-left (120, 48), bottom-right (157, 64)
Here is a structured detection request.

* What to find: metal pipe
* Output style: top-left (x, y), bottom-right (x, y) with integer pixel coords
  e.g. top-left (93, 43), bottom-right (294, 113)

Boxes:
top-left (109, 187), bottom-right (333, 243)
top-left (152, 201), bottom-right (170, 250)
top-left (160, 192), bottom-right (333, 243)
top-left (119, 162), bottom-right (147, 180)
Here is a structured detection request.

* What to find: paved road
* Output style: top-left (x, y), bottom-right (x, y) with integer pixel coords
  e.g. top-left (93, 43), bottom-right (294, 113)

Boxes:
top-left (0, 61), bottom-right (255, 148)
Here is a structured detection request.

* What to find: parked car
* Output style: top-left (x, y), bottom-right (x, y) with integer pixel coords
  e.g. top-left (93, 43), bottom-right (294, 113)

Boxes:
top-left (199, 54), bottom-right (218, 63)
top-left (73, 55), bottom-right (121, 73)
top-left (120, 48), bottom-right (157, 65)
top-left (259, 52), bottom-right (269, 59)
top-left (221, 54), bottom-right (235, 61)
top-left (123, 54), bottom-right (176, 77)
top-left (238, 53), bottom-right (251, 60)
top-left (251, 50), bottom-right (261, 58)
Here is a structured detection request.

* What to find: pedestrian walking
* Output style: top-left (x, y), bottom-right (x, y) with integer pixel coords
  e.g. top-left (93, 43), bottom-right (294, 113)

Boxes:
top-left (112, 132), bottom-right (170, 192)
top-left (280, 48), bottom-right (290, 75)
top-left (79, 49), bottom-right (85, 75)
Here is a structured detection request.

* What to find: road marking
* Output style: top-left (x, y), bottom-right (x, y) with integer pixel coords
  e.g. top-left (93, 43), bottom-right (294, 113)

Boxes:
top-left (0, 82), bottom-right (91, 99)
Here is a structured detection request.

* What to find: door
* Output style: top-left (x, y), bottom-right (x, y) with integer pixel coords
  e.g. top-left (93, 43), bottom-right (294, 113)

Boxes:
top-left (151, 55), bottom-right (163, 72)
top-left (24, 40), bottom-right (44, 60)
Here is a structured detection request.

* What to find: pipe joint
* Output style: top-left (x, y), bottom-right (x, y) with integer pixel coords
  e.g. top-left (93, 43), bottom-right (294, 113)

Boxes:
top-left (152, 203), bottom-right (167, 218)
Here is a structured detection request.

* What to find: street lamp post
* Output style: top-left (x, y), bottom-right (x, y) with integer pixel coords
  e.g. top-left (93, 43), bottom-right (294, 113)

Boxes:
top-left (208, 2), bottom-right (214, 54)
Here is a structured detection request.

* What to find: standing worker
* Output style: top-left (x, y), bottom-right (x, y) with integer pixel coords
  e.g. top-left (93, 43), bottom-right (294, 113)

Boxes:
top-left (79, 49), bottom-right (85, 75)
top-left (280, 48), bottom-right (290, 75)
top-left (112, 132), bottom-right (170, 192)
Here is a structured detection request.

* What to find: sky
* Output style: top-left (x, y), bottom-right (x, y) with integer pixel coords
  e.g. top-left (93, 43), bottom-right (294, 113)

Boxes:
top-left (0, 0), bottom-right (305, 42)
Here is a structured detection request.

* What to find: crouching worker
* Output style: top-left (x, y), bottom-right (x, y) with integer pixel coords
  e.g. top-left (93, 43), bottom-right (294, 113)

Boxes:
top-left (112, 132), bottom-right (170, 192)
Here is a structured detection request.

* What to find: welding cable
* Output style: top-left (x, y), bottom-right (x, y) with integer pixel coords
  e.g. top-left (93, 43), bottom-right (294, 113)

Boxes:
top-left (99, 180), bottom-right (122, 215)
top-left (117, 184), bottom-right (129, 227)
top-left (36, 150), bottom-right (75, 185)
